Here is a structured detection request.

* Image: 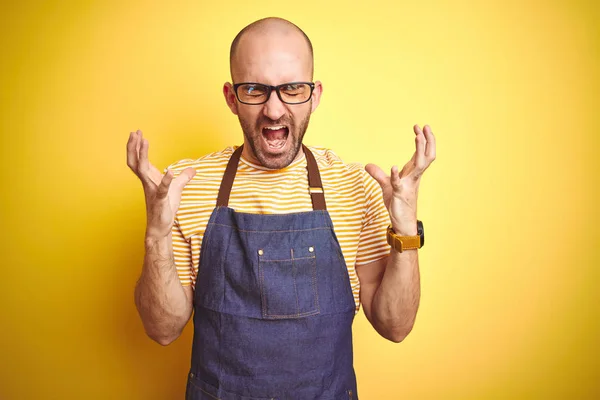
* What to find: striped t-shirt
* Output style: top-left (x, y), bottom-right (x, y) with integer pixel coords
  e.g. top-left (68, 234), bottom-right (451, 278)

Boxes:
top-left (168, 145), bottom-right (391, 310)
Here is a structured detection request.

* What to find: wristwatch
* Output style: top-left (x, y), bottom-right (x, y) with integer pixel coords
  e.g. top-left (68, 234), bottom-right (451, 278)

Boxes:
top-left (386, 220), bottom-right (424, 253)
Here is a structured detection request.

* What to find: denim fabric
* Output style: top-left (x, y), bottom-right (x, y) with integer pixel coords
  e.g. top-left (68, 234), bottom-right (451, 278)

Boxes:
top-left (186, 207), bottom-right (358, 400)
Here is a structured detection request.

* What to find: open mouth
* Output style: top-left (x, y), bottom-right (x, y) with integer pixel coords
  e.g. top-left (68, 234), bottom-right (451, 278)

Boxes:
top-left (262, 125), bottom-right (289, 150)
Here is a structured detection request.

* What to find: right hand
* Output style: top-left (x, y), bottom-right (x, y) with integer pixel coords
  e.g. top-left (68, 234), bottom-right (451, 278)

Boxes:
top-left (127, 129), bottom-right (196, 239)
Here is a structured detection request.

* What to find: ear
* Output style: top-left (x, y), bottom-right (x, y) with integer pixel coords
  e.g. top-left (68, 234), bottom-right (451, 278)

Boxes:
top-left (310, 81), bottom-right (323, 114)
top-left (223, 82), bottom-right (239, 115)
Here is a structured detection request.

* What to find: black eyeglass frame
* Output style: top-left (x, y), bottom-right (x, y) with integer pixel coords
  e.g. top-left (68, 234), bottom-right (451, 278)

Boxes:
top-left (232, 82), bottom-right (316, 105)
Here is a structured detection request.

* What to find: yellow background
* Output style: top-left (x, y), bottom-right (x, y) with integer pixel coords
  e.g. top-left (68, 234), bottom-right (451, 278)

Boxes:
top-left (1, 0), bottom-right (598, 398)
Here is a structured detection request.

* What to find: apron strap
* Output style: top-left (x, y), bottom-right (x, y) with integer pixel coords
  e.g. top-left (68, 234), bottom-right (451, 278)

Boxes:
top-left (216, 144), bottom-right (327, 211)
top-left (302, 144), bottom-right (327, 211)
top-left (216, 145), bottom-right (244, 207)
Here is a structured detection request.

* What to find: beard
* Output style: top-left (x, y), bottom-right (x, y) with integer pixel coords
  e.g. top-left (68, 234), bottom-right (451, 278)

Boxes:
top-left (238, 104), bottom-right (312, 170)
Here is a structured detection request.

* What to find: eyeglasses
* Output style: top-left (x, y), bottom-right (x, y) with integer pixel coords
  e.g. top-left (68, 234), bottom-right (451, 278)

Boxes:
top-left (233, 82), bottom-right (315, 105)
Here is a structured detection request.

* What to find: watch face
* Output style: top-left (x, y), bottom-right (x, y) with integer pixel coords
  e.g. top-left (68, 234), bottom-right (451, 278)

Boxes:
top-left (417, 220), bottom-right (424, 246)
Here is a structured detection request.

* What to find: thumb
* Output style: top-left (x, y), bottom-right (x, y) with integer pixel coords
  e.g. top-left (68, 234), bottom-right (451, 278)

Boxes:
top-left (365, 163), bottom-right (389, 189)
top-left (156, 170), bottom-right (174, 199)
top-left (172, 167), bottom-right (197, 190)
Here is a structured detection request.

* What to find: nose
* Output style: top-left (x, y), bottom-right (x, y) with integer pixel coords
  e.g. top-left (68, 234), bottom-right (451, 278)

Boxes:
top-left (262, 90), bottom-right (286, 121)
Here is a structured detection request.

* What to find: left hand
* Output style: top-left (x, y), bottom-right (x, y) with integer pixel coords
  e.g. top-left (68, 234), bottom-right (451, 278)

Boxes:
top-left (366, 124), bottom-right (436, 236)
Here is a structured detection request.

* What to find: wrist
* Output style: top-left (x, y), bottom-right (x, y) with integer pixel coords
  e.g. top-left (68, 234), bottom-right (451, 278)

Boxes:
top-left (391, 220), bottom-right (418, 236)
top-left (387, 220), bottom-right (424, 253)
top-left (144, 233), bottom-right (172, 250)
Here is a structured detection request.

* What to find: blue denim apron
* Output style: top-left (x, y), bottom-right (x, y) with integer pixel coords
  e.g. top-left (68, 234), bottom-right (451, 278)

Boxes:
top-left (185, 145), bottom-right (358, 400)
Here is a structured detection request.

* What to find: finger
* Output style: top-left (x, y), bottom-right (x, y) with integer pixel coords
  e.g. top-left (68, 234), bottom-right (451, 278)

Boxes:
top-left (413, 124), bottom-right (426, 171)
top-left (365, 163), bottom-right (389, 189)
top-left (126, 131), bottom-right (139, 171)
top-left (390, 165), bottom-right (401, 190)
top-left (156, 170), bottom-right (174, 199)
top-left (423, 125), bottom-right (436, 161)
top-left (400, 151), bottom-right (416, 177)
top-left (138, 137), bottom-right (150, 175)
top-left (133, 129), bottom-right (143, 160)
top-left (137, 138), bottom-right (157, 188)
top-left (136, 129), bottom-right (144, 150)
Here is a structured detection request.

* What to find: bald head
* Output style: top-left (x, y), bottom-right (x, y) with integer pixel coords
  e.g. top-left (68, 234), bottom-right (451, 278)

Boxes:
top-left (229, 17), bottom-right (314, 82)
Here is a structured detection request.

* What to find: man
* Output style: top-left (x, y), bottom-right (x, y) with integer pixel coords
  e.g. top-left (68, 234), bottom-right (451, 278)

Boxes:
top-left (126, 17), bottom-right (435, 400)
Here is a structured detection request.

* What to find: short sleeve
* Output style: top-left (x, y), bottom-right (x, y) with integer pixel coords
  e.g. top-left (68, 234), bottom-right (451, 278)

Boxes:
top-left (164, 162), bottom-right (197, 287)
top-left (355, 171), bottom-right (390, 266)
top-left (172, 216), bottom-right (194, 287)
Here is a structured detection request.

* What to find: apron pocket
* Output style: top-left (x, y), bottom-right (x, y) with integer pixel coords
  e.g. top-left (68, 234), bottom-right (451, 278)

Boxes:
top-left (187, 372), bottom-right (277, 400)
top-left (258, 246), bottom-right (320, 319)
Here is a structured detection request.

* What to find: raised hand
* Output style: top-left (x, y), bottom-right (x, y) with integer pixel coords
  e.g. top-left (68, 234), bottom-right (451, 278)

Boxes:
top-left (365, 125), bottom-right (436, 236)
top-left (126, 129), bottom-right (196, 239)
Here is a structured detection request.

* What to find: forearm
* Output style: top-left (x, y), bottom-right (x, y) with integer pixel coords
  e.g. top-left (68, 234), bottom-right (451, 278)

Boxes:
top-left (134, 234), bottom-right (192, 345)
top-left (371, 248), bottom-right (420, 342)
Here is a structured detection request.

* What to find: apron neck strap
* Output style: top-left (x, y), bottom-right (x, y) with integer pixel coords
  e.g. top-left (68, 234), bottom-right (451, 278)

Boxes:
top-left (303, 144), bottom-right (327, 211)
top-left (216, 144), bottom-right (327, 211)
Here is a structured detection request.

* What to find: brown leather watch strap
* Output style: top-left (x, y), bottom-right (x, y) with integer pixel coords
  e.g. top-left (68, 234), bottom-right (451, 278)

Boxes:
top-left (387, 225), bottom-right (421, 252)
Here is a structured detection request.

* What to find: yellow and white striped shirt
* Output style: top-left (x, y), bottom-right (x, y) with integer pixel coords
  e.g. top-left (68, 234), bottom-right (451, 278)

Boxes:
top-left (168, 145), bottom-right (390, 310)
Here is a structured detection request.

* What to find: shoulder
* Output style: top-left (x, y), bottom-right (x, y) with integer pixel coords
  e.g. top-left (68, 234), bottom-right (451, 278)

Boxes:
top-left (165, 146), bottom-right (237, 174)
top-left (306, 146), bottom-right (382, 203)
top-left (305, 145), bottom-right (370, 183)
top-left (305, 146), bottom-right (364, 173)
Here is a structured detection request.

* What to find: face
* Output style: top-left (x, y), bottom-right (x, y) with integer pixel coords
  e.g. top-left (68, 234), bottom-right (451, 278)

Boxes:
top-left (224, 30), bottom-right (322, 169)
top-left (237, 96), bottom-right (312, 169)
